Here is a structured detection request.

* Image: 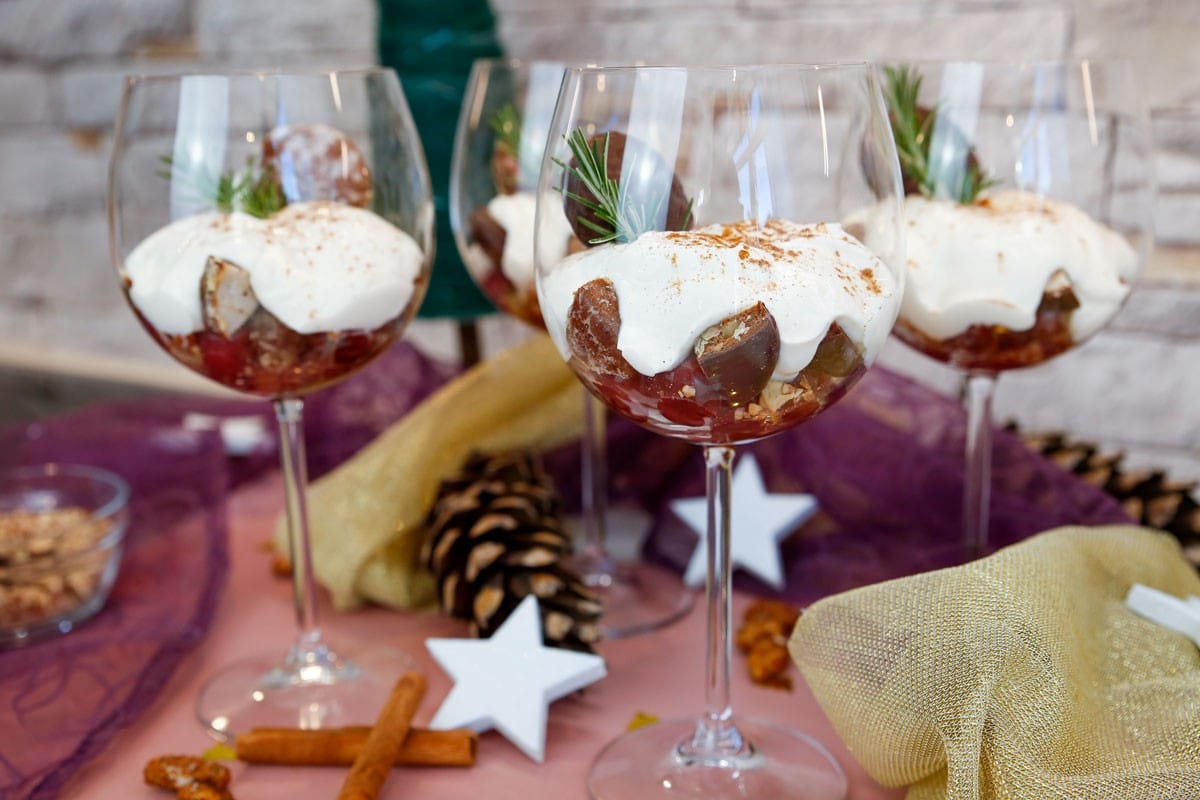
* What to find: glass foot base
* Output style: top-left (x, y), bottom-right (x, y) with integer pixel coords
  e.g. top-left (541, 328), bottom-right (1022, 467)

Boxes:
top-left (196, 639), bottom-right (412, 740)
top-left (567, 554), bottom-right (695, 639)
top-left (588, 717), bottom-right (846, 800)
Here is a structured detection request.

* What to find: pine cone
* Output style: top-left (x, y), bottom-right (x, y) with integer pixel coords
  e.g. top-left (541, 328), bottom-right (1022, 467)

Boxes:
top-left (1011, 425), bottom-right (1200, 567)
top-left (420, 452), bottom-right (602, 651)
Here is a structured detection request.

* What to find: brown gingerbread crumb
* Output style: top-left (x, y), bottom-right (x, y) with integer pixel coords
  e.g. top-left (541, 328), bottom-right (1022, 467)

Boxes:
top-left (271, 554), bottom-right (293, 577)
top-left (144, 755), bottom-right (231, 792)
top-left (736, 599), bottom-right (802, 691)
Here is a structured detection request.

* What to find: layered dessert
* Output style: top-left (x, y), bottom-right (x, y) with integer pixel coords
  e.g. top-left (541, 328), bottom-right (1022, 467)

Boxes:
top-left (894, 191), bottom-right (1137, 370)
top-left (463, 105), bottom-right (575, 327)
top-left (540, 218), bottom-right (899, 444)
top-left (536, 129), bottom-right (899, 444)
top-left (880, 65), bottom-right (1138, 371)
top-left (466, 191), bottom-right (574, 327)
top-left (122, 125), bottom-right (425, 396)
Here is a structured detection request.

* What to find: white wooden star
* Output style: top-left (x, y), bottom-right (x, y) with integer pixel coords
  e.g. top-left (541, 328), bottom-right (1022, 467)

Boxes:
top-left (426, 595), bottom-right (607, 762)
top-left (671, 454), bottom-right (818, 590)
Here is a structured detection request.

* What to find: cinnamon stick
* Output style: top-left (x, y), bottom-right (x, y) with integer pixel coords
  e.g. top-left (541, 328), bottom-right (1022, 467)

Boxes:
top-left (235, 727), bottom-right (476, 767)
top-left (337, 671), bottom-right (426, 800)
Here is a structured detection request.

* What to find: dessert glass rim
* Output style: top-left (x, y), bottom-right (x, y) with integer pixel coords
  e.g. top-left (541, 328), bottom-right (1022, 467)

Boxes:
top-left (565, 61), bottom-right (876, 75)
top-left (470, 56), bottom-right (567, 70)
top-left (119, 66), bottom-right (400, 86)
top-left (0, 463), bottom-right (131, 535)
top-left (890, 56), bottom-right (1136, 69)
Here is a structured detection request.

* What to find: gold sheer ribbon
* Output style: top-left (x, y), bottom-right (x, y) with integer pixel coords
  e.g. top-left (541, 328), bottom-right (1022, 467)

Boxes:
top-left (273, 334), bottom-right (583, 610)
top-left (790, 526), bottom-right (1200, 799)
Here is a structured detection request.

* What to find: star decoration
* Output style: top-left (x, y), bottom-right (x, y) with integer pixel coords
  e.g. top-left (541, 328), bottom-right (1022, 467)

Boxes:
top-left (671, 454), bottom-right (818, 590)
top-left (426, 595), bottom-right (607, 762)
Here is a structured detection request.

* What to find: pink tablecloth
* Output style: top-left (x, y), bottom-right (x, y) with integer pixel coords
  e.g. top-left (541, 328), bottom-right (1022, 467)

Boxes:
top-left (59, 473), bottom-right (902, 800)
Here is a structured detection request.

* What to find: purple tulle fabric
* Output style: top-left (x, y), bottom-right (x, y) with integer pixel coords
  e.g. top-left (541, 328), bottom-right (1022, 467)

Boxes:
top-left (0, 421), bottom-right (229, 800)
top-left (0, 342), bottom-right (1130, 798)
top-left (0, 343), bottom-right (452, 800)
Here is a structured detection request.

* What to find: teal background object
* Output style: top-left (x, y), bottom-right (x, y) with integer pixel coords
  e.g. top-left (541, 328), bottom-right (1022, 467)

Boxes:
top-left (379, 0), bottom-right (502, 319)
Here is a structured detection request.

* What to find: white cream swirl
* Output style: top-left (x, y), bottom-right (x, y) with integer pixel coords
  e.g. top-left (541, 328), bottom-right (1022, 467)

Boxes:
top-left (484, 191), bottom-right (574, 288)
top-left (539, 219), bottom-right (899, 380)
top-left (123, 201), bottom-right (424, 335)
top-left (900, 191), bottom-right (1138, 341)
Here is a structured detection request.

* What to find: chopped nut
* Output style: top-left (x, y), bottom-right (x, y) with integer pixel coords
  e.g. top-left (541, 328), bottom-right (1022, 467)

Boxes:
top-left (39, 574), bottom-right (65, 595)
top-left (65, 571), bottom-right (97, 599)
top-left (27, 536), bottom-right (55, 557)
top-left (0, 507), bottom-right (112, 631)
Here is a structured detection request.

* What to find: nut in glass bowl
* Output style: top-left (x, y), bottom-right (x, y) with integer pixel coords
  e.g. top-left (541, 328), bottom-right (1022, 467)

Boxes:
top-left (0, 464), bottom-right (130, 647)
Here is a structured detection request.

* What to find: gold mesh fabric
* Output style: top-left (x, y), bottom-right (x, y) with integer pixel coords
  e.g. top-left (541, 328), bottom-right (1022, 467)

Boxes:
top-left (789, 526), bottom-right (1200, 800)
top-left (272, 334), bottom-right (583, 610)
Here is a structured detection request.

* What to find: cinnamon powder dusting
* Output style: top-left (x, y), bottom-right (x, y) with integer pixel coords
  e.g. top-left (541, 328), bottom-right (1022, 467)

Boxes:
top-left (860, 268), bottom-right (881, 295)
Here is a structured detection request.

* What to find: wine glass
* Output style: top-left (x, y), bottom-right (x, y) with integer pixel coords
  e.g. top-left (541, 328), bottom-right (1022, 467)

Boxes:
top-left (108, 69), bottom-right (434, 738)
top-left (879, 60), bottom-right (1154, 555)
top-left (450, 58), bottom-right (694, 637)
top-left (535, 65), bottom-right (905, 799)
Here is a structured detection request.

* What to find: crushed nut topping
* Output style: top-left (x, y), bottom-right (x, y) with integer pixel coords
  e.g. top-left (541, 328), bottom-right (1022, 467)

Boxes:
top-left (0, 508), bottom-right (112, 631)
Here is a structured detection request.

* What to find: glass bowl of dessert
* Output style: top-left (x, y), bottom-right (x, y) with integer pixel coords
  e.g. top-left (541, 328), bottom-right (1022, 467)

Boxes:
top-left (0, 464), bottom-right (130, 647)
top-left (450, 58), bottom-right (695, 637)
top-left (451, 58), bottom-right (575, 327)
top-left (878, 60), bottom-right (1154, 554)
top-left (535, 64), bottom-right (905, 800)
top-left (109, 69), bottom-right (433, 738)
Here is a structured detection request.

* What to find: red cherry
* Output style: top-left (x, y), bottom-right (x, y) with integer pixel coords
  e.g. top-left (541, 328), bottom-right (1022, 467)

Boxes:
top-left (198, 332), bottom-right (246, 384)
top-left (333, 332), bottom-right (374, 365)
top-left (657, 397), bottom-right (713, 427)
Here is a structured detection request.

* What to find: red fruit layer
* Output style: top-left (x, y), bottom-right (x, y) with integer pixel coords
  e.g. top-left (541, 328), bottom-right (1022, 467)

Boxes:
top-left (571, 339), bottom-right (865, 445)
top-left (133, 308), bottom-right (403, 397)
top-left (895, 288), bottom-right (1078, 372)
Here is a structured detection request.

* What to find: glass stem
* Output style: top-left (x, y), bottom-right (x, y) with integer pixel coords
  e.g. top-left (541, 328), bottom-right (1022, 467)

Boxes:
top-left (579, 391), bottom-right (613, 571)
top-left (684, 444), bottom-right (746, 760)
top-left (963, 372), bottom-right (997, 557)
top-left (275, 398), bottom-right (331, 670)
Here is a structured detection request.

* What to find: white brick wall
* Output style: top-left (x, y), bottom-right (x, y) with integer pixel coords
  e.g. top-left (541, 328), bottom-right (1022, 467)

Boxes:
top-left (0, 0), bottom-right (189, 62)
top-left (193, 0), bottom-right (379, 58)
top-left (1, 0), bottom-right (1200, 479)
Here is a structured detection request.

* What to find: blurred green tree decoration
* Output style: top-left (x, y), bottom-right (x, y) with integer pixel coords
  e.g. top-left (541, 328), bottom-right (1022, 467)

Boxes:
top-left (378, 0), bottom-right (502, 325)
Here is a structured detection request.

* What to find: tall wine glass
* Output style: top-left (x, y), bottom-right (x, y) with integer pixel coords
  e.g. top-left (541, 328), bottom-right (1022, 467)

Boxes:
top-left (879, 60), bottom-right (1154, 555)
top-left (535, 65), bottom-right (905, 799)
top-left (109, 69), bottom-right (434, 738)
top-left (450, 58), bottom-right (694, 637)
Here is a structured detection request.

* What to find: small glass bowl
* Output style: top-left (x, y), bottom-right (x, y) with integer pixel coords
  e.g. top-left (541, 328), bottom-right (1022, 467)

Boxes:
top-left (0, 464), bottom-right (130, 646)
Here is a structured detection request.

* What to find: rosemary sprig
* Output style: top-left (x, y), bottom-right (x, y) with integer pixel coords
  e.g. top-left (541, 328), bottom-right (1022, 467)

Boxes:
top-left (489, 103), bottom-right (521, 157)
top-left (882, 65), bottom-right (995, 204)
top-left (157, 154), bottom-right (286, 219)
top-left (236, 163), bottom-right (285, 218)
top-left (553, 129), bottom-right (687, 245)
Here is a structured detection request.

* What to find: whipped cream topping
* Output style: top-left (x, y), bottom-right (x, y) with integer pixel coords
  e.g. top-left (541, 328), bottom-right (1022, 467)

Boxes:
top-left (899, 190), bottom-right (1138, 341)
top-left (539, 219), bottom-right (899, 380)
top-left (124, 201), bottom-right (424, 335)
top-left (484, 191), bottom-right (574, 287)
